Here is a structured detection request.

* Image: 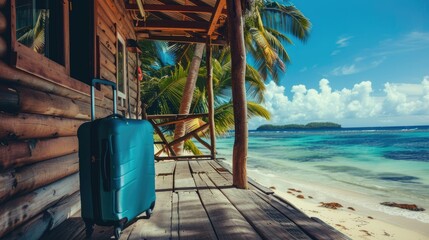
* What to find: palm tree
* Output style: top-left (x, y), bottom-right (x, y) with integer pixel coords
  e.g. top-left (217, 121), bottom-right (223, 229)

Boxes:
top-left (140, 50), bottom-right (270, 154)
top-left (172, 43), bottom-right (205, 154)
top-left (169, 1), bottom-right (310, 154)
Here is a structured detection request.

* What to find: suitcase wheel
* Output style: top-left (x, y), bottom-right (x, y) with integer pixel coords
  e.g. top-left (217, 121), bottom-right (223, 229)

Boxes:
top-left (146, 208), bottom-right (153, 219)
top-left (114, 225), bottom-right (122, 239)
top-left (146, 201), bottom-right (156, 219)
top-left (84, 220), bottom-right (94, 239)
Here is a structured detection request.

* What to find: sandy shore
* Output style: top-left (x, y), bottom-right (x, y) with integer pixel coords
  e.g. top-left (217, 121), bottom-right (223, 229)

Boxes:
top-left (248, 172), bottom-right (429, 240)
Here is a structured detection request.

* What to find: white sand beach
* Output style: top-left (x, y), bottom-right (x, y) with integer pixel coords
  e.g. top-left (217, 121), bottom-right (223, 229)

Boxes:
top-left (249, 172), bottom-right (429, 240)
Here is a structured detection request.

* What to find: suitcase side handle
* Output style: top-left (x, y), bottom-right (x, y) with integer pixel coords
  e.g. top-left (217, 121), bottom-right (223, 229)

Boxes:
top-left (91, 79), bottom-right (117, 121)
top-left (101, 138), bottom-right (112, 191)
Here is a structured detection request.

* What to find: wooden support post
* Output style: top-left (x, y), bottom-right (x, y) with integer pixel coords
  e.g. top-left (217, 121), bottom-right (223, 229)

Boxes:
top-left (227, 0), bottom-right (248, 189)
top-left (136, 52), bottom-right (141, 119)
top-left (206, 41), bottom-right (216, 160)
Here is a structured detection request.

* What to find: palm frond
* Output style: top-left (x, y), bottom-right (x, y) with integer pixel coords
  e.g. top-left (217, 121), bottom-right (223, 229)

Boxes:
top-left (261, 2), bottom-right (311, 41)
top-left (183, 139), bottom-right (203, 155)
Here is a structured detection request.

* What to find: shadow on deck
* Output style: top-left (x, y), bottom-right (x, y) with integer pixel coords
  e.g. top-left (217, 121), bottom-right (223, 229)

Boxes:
top-left (42, 160), bottom-right (349, 240)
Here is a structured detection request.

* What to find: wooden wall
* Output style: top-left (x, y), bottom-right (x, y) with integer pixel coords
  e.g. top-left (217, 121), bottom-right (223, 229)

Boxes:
top-left (97, 0), bottom-right (140, 117)
top-left (0, 0), bottom-right (141, 238)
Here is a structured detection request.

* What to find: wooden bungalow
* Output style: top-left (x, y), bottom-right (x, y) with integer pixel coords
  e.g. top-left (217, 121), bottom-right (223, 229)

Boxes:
top-left (0, 0), bottom-right (348, 239)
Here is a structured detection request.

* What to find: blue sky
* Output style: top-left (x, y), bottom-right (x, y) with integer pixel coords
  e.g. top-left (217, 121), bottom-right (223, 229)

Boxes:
top-left (249, 0), bottom-right (429, 128)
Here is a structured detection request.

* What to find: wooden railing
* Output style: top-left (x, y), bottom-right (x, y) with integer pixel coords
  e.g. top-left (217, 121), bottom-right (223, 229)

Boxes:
top-left (146, 114), bottom-right (215, 161)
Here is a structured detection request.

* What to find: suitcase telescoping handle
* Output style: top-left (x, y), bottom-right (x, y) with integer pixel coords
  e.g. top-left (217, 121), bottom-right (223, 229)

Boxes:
top-left (91, 79), bottom-right (117, 121)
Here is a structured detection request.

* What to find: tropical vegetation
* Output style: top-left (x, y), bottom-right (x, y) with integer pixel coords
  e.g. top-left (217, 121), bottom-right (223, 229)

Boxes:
top-left (139, 0), bottom-right (311, 154)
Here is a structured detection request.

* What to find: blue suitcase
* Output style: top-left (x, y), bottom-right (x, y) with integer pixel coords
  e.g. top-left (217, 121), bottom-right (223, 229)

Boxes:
top-left (78, 79), bottom-right (156, 239)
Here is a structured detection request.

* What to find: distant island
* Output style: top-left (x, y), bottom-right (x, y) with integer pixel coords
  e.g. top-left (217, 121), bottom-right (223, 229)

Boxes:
top-left (257, 122), bottom-right (342, 131)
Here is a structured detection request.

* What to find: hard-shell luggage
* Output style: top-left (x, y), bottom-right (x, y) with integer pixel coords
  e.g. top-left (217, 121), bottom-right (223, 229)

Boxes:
top-left (77, 79), bottom-right (156, 239)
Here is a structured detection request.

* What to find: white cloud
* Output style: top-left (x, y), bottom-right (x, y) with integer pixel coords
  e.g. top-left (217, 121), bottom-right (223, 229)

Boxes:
top-left (331, 64), bottom-right (358, 76)
top-left (330, 36), bottom-right (353, 57)
top-left (331, 57), bottom-right (385, 76)
top-left (331, 50), bottom-right (340, 56)
top-left (354, 57), bottom-right (365, 62)
top-left (299, 67), bottom-right (308, 72)
top-left (249, 76), bottom-right (429, 129)
top-left (372, 31), bottom-right (429, 57)
top-left (336, 36), bottom-right (353, 48)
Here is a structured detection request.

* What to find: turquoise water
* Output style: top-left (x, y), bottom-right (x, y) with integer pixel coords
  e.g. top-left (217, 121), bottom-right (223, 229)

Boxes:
top-left (215, 126), bottom-right (429, 223)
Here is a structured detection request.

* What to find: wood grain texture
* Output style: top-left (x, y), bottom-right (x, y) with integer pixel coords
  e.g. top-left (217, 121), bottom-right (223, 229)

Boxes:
top-left (219, 187), bottom-right (309, 240)
top-left (227, 0), bottom-right (248, 189)
top-left (174, 161), bottom-right (196, 192)
top-left (156, 174), bottom-right (173, 192)
top-left (0, 136), bottom-right (78, 170)
top-left (0, 113), bottom-right (84, 140)
top-left (128, 191), bottom-right (173, 240)
top-left (34, 161), bottom-right (348, 239)
top-left (0, 153), bottom-right (78, 203)
top-left (257, 191), bottom-right (350, 240)
top-left (155, 161), bottom-right (176, 176)
top-left (4, 191), bottom-right (81, 240)
top-left (0, 86), bottom-right (112, 119)
top-left (177, 191), bottom-right (217, 240)
top-left (194, 173), bottom-right (262, 240)
top-left (0, 174), bottom-right (79, 238)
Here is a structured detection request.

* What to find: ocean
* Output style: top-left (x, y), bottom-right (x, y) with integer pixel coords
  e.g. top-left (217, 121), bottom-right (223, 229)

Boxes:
top-left (216, 125), bottom-right (429, 223)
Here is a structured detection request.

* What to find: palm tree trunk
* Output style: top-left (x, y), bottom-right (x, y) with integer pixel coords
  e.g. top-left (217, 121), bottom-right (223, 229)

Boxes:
top-left (173, 43), bottom-right (205, 155)
top-left (228, 0), bottom-right (248, 189)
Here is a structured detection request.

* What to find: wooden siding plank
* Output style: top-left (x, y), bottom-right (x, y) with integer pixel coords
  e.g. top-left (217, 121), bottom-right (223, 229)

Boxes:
top-left (100, 66), bottom-right (116, 83)
top-left (97, 15), bottom-right (116, 43)
top-left (0, 153), bottom-right (78, 203)
top-left (0, 174), bottom-right (79, 238)
top-left (0, 85), bottom-right (112, 120)
top-left (177, 191), bottom-right (217, 240)
top-left (98, 29), bottom-right (117, 55)
top-left (99, 49), bottom-right (116, 74)
top-left (0, 113), bottom-right (84, 140)
top-left (99, 43), bottom-right (116, 64)
top-left (0, 136), bottom-right (78, 170)
top-left (194, 173), bottom-right (262, 240)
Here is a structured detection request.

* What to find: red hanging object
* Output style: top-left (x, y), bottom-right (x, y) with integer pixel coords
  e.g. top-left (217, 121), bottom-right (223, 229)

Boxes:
top-left (137, 67), bottom-right (143, 81)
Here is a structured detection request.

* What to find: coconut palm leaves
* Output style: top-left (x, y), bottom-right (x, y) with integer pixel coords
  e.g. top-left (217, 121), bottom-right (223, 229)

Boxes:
top-left (245, 0), bottom-right (311, 82)
top-left (141, 49), bottom-right (271, 137)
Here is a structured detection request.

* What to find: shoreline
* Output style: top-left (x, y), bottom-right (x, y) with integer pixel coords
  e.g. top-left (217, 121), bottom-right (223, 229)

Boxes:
top-left (247, 170), bottom-right (429, 240)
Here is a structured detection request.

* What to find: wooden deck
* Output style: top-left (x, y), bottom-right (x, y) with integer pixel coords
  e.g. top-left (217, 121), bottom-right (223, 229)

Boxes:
top-left (42, 160), bottom-right (349, 240)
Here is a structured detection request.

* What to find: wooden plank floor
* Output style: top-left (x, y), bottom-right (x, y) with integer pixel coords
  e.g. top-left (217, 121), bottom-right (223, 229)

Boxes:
top-left (41, 160), bottom-right (349, 240)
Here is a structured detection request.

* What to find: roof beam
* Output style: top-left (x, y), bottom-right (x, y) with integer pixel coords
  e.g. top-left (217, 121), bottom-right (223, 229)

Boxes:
top-left (156, 0), bottom-right (207, 22)
top-left (188, 0), bottom-right (213, 8)
top-left (126, 3), bottom-right (214, 13)
top-left (208, 0), bottom-right (226, 36)
top-left (134, 21), bottom-right (209, 32)
top-left (137, 34), bottom-right (226, 45)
